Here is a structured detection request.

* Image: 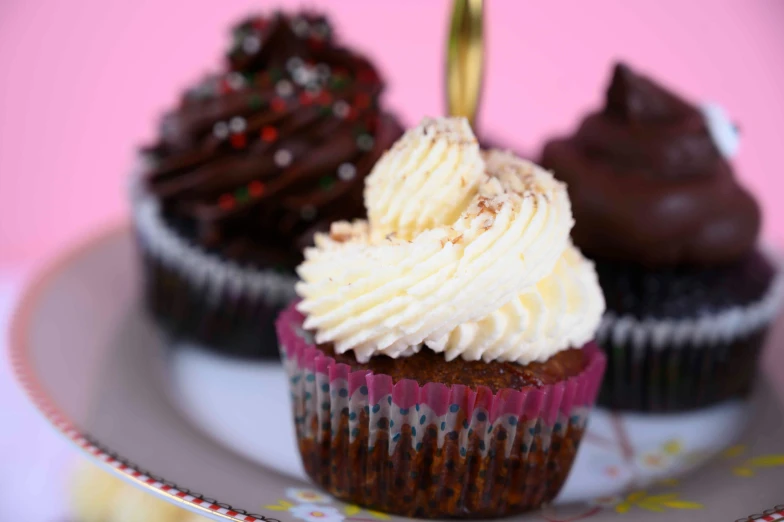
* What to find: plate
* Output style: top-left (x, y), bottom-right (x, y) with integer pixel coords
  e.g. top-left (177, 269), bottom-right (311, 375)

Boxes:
top-left (9, 226), bottom-right (784, 522)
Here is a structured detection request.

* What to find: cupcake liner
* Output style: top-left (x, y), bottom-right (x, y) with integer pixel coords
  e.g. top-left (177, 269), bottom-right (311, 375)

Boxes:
top-left (597, 325), bottom-right (769, 412)
top-left (276, 305), bottom-right (606, 519)
top-left (595, 260), bottom-right (784, 412)
top-left (132, 182), bottom-right (297, 359)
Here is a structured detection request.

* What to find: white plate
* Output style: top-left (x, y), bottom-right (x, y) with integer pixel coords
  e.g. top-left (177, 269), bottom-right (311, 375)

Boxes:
top-left (9, 226), bottom-right (784, 522)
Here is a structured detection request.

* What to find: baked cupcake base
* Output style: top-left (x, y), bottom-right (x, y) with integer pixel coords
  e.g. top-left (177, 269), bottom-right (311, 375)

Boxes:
top-left (277, 305), bottom-right (606, 519)
top-left (133, 187), bottom-right (297, 359)
top-left (595, 250), bottom-right (783, 411)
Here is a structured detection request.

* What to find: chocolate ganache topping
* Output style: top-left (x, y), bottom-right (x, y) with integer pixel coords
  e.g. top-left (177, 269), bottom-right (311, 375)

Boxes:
top-left (142, 12), bottom-right (403, 268)
top-left (541, 62), bottom-right (760, 267)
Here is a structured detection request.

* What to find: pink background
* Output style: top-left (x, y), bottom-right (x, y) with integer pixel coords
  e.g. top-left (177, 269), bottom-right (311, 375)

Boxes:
top-left (2, 0), bottom-right (784, 267)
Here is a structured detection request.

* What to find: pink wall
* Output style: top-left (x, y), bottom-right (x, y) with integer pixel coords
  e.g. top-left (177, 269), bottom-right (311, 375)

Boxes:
top-left (2, 0), bottom-right (784, 265)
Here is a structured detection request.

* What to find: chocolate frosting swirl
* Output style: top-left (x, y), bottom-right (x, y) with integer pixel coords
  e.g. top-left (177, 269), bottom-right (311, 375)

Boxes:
top-left (541, 62), bottom-right (760, 268)
top-left (142, 12), bottom-right (403, 268)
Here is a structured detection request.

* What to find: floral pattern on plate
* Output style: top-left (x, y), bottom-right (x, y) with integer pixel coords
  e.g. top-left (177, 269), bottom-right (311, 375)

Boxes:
top-left (266, 489), bottom-right (389, 522)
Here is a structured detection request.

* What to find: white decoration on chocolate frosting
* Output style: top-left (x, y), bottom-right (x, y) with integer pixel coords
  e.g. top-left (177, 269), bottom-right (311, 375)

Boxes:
top-left (701, 102), bottom-right (741, 159)
top-left (242, 34), bottom-right (261, 54)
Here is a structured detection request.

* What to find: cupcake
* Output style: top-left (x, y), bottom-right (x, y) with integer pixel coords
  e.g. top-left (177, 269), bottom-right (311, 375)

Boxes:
top-left (133, 11), bottom-right (402, 358)
top-left (276, 117), bottom-right (606, 518)
top-left (541, 63), bottom-right (783, 412)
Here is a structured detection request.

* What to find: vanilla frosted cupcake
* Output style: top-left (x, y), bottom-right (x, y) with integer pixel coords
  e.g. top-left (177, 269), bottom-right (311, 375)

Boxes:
top-left (276, 118), bottom-right (606, 518)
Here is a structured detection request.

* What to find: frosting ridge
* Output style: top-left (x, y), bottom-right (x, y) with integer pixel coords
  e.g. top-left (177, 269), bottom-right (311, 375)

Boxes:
top-left (142, 11), bottom-right (402, 266)
top-left (364, 117), bottom-right (484, 241)
top-left (296, 118), bottom-right (605, 363)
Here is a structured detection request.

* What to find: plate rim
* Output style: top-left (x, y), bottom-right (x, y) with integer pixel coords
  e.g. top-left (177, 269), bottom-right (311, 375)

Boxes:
top-left (7, 223), bottom-right (784, 522)
top-left (8, 222), bottom-right (279, 522)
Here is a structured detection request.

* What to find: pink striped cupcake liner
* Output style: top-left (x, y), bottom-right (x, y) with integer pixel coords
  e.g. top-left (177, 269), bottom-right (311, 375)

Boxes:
top-left (276, 304), bottom-right (606, 519)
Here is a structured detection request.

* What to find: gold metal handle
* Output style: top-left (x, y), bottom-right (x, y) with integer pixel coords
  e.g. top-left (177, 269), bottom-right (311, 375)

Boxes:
top-left (446, 0), bottom-right (484, 126)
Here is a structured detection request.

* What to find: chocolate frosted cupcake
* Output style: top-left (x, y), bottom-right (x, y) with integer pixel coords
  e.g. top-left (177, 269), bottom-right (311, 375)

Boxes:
top-left (276, 117), bottom-right (606, 518)
top-left (541, 63), bottom-right (783, 412)
top-left (133, 11), bottom-right (402, 358)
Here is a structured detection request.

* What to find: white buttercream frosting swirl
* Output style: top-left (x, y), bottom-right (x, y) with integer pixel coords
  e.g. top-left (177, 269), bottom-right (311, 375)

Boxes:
top-left (296, 117), bottom-right (604, 364)
top-left (364, 117), bottom-right (484, 241)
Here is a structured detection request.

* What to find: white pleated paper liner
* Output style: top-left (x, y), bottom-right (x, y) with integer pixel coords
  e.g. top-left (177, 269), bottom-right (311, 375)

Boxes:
top-left (132, 181), bottom-right (297, 359)
top-left (595, 252), bottom-right (784, 412)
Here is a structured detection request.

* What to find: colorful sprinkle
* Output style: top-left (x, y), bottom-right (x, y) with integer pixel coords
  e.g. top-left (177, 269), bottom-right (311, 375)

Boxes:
top-left (293, 65), bottom-right (320, 87)
top-left (187, 82), bottom-right (213, 100)
top-left (286, 56), bottom-right (304, 72)
top-left (235, 186), bottom-right (250, 202)
top-left (299, 92), bottom-right (314, 106)
top-left (248, 93), bottom-right (263, 110)
top-left (312, 22), bottom-right (330, 39)
top-left (226, 72), bottom-right (245, 90)
top-left (329, 74), bottom-right (348, 90)
top-left (229, 116), bottom-right (247, 133)
top-left (261, 126), bottom-right (278, 142)
top-left (357, 134), bottom-right (374, 151)
top-left (213, 121), bottom-right (229, 139)
top-left (218, 194), bottom-right (235, 210)
top-left (230, 134), bottom-right (247, 148)
top-left (304, 82), bottom-right (322, 95)
top-left (251, 17), bottom-right (268, 31)
top-left (242, 35), bottom-right (261, 54)
top-left (269, 68), bottom-right (284, 82)
top-left (275, 80), bottom-right (294, 98)
top-left (292, 18), bottom-right (310, 38)
top-left (319, 176), bottom-right (335, 190)
top-left (337, 163), bottom-right (356, 181)
top-left (332, 100), bottom-right (350, 118)
top-left (248, 180), bottom-right (265, 197)
top-left (271, 97), bottom-right (287, 113)
top-left (274, 149), bottom-right (293, 167)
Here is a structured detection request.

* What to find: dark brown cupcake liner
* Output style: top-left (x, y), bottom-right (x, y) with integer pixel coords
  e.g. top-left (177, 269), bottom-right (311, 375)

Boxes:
top-left (595, 262), bottom-right (783, 412)
top-left (597, 324), bottom-right (771, 412)
top-left (133, 192), bottom-right (296, 359)
top-left (276, 305), bottom-right (606, 519)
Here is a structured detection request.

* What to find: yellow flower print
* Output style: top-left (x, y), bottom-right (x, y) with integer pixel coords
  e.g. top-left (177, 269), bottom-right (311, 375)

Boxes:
top-left (267, 489), bottom-right (390, 521)
top-left (722, 444), bottom-right (747, 459)
top-left (615, 491), bottom-right (703, 514)
top-left (286, 488), bottom-right (332, 504)
top-left (344, 505), bottom-right (389, 519)
top-left (662, 439), bottom-right (682, 455)
top-left (264, 500), bottom-right (295, 511)
top-left (722, 444), bottom-right (784, 477)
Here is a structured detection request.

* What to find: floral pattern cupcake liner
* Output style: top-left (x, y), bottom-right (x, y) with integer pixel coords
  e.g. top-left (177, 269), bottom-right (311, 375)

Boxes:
top-left (133, 186), bottom-right (297, 359)
top-left (276, 305), bottom-right (606, 519)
